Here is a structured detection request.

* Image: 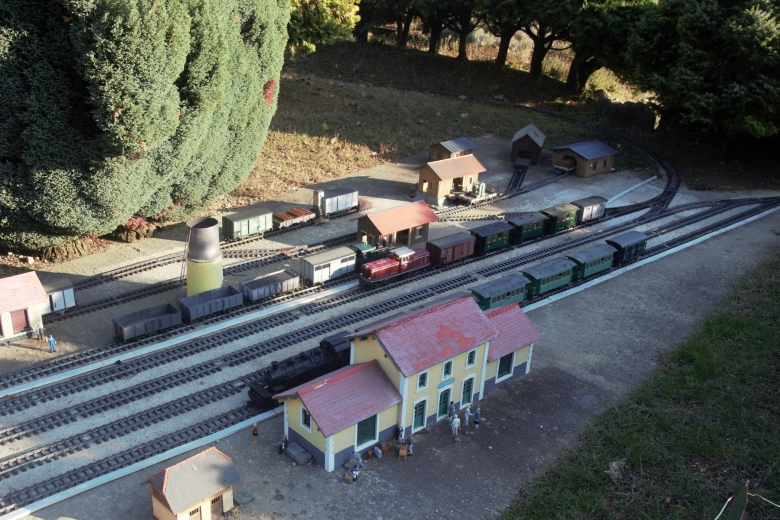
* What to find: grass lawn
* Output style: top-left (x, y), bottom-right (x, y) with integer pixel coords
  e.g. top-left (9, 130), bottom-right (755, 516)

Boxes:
top-left (502, 248), bottom-right (780, 519)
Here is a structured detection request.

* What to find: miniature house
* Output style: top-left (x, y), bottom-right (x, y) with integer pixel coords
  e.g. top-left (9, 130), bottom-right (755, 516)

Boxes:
top-left (147, 446), bottom-right (239, 520)
top-left (551, 141), bottom-right (619, 178)
top-left (0, 272), bottom-right (48, 341)
top-left (356, 201), bottom-right (439, 249)
top-left (417, 155), bottom-right (486, 206)
top-left (429, 137), bottom-right (475, 161)
top-left (511, 124), bottom-right (545, 165)
top-left (274, 294), bottom-right (542, 472)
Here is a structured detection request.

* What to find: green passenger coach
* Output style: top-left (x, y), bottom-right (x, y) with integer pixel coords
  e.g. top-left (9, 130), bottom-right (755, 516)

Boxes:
top-left (470, 221), bottom-right (513, 254)
top-left (540, 203), bottom-right (579, 233)
top-left (566, 244), bottom-right (617, 280)
top-left (522, 258), bottom-right (577, 296)
top-left (469, 273), bottom-right (531, 310)
top-left (507, 213), bottom-right (547, 244)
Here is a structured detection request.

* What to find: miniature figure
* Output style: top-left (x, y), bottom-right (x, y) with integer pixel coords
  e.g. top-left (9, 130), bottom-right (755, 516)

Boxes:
top-left (451, 415), bottom-right (461, 436)
top-left (251, 423), bottom-right (258, 444)
top-left (448, 401), bottom-right (456, 420)
top-left (35, 323), bottom-right (44, 341)
top-left (47, 335), bottom-right (56, 353)
top-left (279, 434), bottom-right (288, 454)
top-left (349, 464), bottom-right (359, 482)
top-left (463, 405), bottom-right (472, 426)
top-left (475, 407), bottom-right (481, 429)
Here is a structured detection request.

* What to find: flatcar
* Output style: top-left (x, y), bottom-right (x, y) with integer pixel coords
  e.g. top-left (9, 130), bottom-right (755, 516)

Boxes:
top-left (274, 207), bottom-right (316, 229)
top-left (222, 208), bottom-right (275, 241)
top-left (566, 244), bottom-right (617, 280)
top-left (540, 204), bottom-right (579, 233)
top-left (571, 196), bottom-right (607, 223)
top-left (426, 232), bottom-right (475, 266)
top-left (241, 269), bottom-right (300, 302)
top-left (300, 247), bottom-right (357, 285)
top-left (114, 303), bottom-right (182, 342)
top-left (314, 187), bottom-right (359, 218)
top-left (470, 273), bottom-right (530, 311)
top-left (607, 231), bottom-right (648, 266)
top-left (507, 213), bottom-right (547, 245)
top-left (470, 221), bottom-right (513, 254)
top-left (248, 331), bottom-right (351, 409)
top-left (359, 247), bottom-right (430, 286)
top-left (522, 258), bottom-right (577, 297)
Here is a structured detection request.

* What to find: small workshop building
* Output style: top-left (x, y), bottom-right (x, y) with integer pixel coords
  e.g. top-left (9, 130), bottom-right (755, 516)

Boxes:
top-left (551, 141), bottom-right (619, 178)
top-left (429, 136), bottom-right (476, 161)
top-left (483, 303), bottom-right (542, 394)
top-left (417, 154), bottom-right (486, 205)
top-left (511, 124), bottom-right (545, 165)
top-left (147, 447), bottom-right (239, 520)
top-left (357, 201), bottom-right (439, 248)
top-left (0, 272), bottom-right (48, 341)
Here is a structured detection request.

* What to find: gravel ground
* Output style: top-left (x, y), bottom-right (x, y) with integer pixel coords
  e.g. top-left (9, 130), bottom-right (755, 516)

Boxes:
top-left (1, 136), bottom-right (779, 519)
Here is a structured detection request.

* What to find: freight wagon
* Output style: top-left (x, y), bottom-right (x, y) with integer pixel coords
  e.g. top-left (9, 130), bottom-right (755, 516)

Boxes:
top-left (179, 285), bottom-right (243, 323)
top-left (222, 208), bottom-right (274, 241)
top-left (273, 207), bottom-right (317, 229)
top-left (113, 303), bottom-right (182, 342)
top-left (240, 270), bottom-right (300, 302)
top-left (300, 247), bottom-right (357, 285)
top-left (571, 196), bottom-right (608, 223)
top-left (41, 279), bottom-right (77, 314)
top-left (314, 187), bottom-right (359, 218)
top-left (426, 232), bottom-right (476, 266)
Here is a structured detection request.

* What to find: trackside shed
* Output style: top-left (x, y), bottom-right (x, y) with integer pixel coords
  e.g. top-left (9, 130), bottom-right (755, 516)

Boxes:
top-left (511, 124), bottom-right (545, 165)
top-left (0, 272), bottom-right (48, 341)
top-left (357, 201), bottom-right (439, 249)
top-left (429, 136), bottom-right (476, 161)
top-left (551, 141), bottom-right (619, 178)
top-left (418, 155), bottom-right (486, 206)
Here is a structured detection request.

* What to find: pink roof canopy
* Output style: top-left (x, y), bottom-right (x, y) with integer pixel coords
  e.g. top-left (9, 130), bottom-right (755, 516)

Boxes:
top-left (0, 272), bottom-right (48, 314)
top-left (364, 201), bottom-right (439, 236)
top-left (484, 303), bottom-right (543, 362)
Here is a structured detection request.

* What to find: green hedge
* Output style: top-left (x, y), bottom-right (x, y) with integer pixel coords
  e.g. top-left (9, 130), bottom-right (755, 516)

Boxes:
top-left (0, 0), bottom-right (289, 250)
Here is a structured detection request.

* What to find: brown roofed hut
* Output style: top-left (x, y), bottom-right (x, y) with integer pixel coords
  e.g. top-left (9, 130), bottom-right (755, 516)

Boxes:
top-left (146, 446), bottom-right (240, 520)
top-left (357, 201), bottom-right (439, 249)
top-left (417, 154), bottom-right (486, 206)
top-left (429, 136), bottom-right (475, 161)
top-left (511, 124), bottom-right (545, 165)
top-left (551, 141), bottom-right (619, 178)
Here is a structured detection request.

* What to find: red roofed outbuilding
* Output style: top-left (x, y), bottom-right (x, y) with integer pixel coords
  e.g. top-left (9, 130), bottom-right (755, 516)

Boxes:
top-left (356, 201), bottom-right (439, 249)
top-left (0, 272), bottom-right (48, 340)
top-left (483, 303), bottom-right (542, 394)
top-left (274, 360), bottom-right (402, 471)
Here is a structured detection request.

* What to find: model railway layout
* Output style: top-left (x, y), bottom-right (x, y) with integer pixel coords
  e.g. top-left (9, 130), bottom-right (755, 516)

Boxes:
top-left (0, 125), bottom-right (778, 517)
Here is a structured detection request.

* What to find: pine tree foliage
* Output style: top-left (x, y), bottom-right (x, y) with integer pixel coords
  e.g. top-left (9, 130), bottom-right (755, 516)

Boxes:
top-left (0, 0), bottom-right (289, 250)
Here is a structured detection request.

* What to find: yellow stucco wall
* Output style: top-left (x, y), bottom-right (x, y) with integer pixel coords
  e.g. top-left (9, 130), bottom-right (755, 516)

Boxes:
top-left (151, 494), bottom-right (176, 520)
top-left (402, 343), bottom-right (485, 427)
top-left (284, 397), bottom-right (326, 451)
top-left (332, 404), bottom-right (400, 453)
top-left (353, 337), bottom-right (402, 388)
top-left (487, 344), bottom-right (530, 379)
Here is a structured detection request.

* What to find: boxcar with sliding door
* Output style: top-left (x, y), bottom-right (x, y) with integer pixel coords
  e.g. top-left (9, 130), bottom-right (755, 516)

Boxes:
top-left (571, 196), bottom-right (607, 223)
top-left (222, 207), bottom-right (275, 241)
top-left (470, 221), bottom-right (513, 254)
top-left (522, 258), bottom-right (577, 296)
top-left (566, 244), bottom-right (616, 280)
top-left (470, 273), bottom-right (531, 310)
top-left (606, 231), bottom-right (648, 265)
top-left (426, 232), bottom-right (476, 265)
top-left (300, 247), bottom-right (357, 285)
top-left (507, 213), bottom-right (547, 244)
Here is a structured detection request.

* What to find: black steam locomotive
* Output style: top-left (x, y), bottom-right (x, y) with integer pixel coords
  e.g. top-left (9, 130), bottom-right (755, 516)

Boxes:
top-left (247, 331), bottom-right (351, 409)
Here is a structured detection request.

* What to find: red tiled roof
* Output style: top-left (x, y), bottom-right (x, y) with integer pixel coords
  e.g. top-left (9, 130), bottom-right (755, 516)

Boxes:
top-left (364, 201), bottom-right (439, 236)
top-left (484, 303), bottom-right (543, 362)
top-left (0, 272), bottom-right (48, 314)
top-left (274, 361), bottom-right (402, 437)
top-left (351, 294), bottom-right (498, 377)
top-left (426, 155), bottom-right (486, 180)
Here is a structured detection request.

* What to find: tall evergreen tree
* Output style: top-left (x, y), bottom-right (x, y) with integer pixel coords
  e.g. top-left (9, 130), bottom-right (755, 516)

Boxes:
top-left (0, 0), bottom-right (289, 251)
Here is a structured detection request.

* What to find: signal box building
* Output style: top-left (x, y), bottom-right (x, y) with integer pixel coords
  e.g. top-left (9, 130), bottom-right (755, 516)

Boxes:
top-left (146, 447), bottom-right (239, 520)
top-left (551, 141), bottom-right (619, 178)
top-left (429, 136), bottom-right (475, 161)
top-left (0, 272), bottom-right (48, 341)
top-left (357, 201), bottom-right (439, 249)
top-left (511, 124), bottom-right (545, 165)
top-left (274, 294), bottom-right (542, 472)
top-left (417, 155), bottom-right (486, 206)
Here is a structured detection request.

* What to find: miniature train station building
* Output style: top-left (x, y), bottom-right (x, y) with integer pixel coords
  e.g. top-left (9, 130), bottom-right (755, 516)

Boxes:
top-left (429, 136), bottom-right (476, 161)
top-left (274, 294), bottom-right (542, 472)
top-left (146, 447), bottom-right (239, 520)
top-left (0, 272), bottom-right (48, 341)
top-left (511, 123), bottom-right (546, 165)
top-left (357, 201), bottom-right (439, 248)
top-left (417, 154), bottom-right (487, 206)
top-left (551, 141), bottom-right (619, 178)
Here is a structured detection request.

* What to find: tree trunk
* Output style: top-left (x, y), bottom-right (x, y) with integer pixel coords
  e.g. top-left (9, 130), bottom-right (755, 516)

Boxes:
top-left (495, 30), bottom-right (515, 68)
top-left (428, 23), bottom-right (443, 53)
top-left (398, 11), bottom-right (414, 48)
top-left (457, 31), bottom-right (468, 59)
top-left (566, 49), bottom-right (598, 92)
top-left (529, 39), bottom-right (550, 77)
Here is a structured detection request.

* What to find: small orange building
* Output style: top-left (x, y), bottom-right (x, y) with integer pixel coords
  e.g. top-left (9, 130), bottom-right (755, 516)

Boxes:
top-left (147, 447), bottom-right (239, 520)
top-left (417, 155), bottom-right (486, 206)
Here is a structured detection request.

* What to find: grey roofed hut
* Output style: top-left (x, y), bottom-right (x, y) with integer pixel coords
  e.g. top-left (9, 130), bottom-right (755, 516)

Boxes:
top-left (511, 124), bottom-right (545, 165)
top-left (147, 446), bottom-right (240, 520)
top-left (551, 141), bottom-right (619, 178)
top-left (429, 136), bottom-right (476, 161)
